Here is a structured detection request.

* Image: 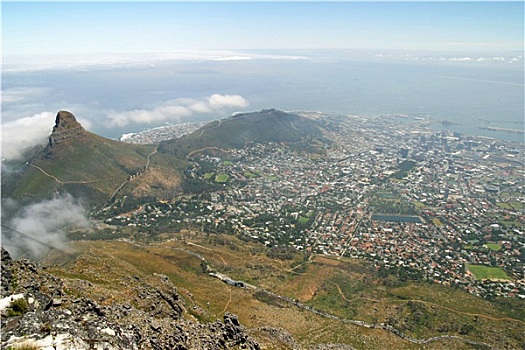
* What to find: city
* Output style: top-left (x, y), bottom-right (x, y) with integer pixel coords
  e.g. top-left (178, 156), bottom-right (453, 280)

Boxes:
top-left (104, 113), bottom-right (525, 300)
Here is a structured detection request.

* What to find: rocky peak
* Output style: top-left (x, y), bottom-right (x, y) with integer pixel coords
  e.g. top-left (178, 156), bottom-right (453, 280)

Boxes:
top-left (48, 111), bottom-right (86, 146)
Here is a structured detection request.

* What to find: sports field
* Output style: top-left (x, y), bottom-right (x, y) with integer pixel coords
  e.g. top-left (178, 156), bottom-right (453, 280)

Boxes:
top-left (467, 264), bottom-right (510, 280)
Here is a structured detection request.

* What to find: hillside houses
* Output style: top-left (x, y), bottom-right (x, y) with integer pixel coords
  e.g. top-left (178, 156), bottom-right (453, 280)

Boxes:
top-left (103, 115), bottom-right (524, 299)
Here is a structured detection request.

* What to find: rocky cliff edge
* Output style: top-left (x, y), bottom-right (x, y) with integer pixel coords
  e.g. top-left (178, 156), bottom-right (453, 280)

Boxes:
top-left (0, 247), bottom-right (260, 350)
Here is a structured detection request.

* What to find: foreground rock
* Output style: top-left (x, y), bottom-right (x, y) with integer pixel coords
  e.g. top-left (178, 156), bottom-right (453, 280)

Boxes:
top-left (0, 247), bottom-right (259, 349)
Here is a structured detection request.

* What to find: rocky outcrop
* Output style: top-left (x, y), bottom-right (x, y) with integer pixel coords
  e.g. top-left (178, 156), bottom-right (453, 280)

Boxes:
top-left (0, 248), bottom-right (260, 349)
top-left (48, 111), bottom-right (86, 146)
top-left (1, 247), bottom-right (13, 295)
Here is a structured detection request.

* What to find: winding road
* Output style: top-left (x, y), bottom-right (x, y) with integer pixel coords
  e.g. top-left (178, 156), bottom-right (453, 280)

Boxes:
top-left (101, 148), bottom-right (158, 210)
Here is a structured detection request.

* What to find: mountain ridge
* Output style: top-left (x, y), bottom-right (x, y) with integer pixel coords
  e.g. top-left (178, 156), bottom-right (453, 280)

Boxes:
top-left (2, 109), bottom-right (328, 208)
top-left (2, 111), bottom-right (162, 207)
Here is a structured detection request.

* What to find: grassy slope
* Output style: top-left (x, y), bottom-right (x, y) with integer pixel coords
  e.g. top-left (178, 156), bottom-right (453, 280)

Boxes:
top-left (159, 110), bottom-right (325, 158)
top-left (45, 233), bottom-right (524, 350)
top-left (4, 132), bottom-right (156, 205)
top-left (122, 151), bottom-right (187, 200)
top-left (2, 110), bottom-right (325, 210)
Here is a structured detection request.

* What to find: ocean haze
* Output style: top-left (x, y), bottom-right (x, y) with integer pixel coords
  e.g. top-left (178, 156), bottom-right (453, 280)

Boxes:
top-left (2, 49), bottom-right (523, 151)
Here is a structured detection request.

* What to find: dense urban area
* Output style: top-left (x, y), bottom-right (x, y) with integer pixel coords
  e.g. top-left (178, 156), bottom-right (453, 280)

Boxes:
top-left (112, 113), bottom-right (525, 300)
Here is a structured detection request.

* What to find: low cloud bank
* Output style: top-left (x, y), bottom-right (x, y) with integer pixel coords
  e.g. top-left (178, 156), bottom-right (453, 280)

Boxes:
top-left (1, 112), bottom-right (54, 161)
top-left (2, 112), bottom-right (93, 161)
top-left (107, 94), bottom-right (249, 127)
top-left (2, 195), bottom-right (89, 259)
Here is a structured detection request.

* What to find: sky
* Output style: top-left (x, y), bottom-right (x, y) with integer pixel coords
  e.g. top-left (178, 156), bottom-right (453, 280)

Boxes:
top-left (3, 2), bottom-right (524, 55)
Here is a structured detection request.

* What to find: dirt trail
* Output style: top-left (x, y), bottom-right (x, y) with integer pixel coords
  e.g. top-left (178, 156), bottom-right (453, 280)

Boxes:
top-left (29, 163), bottom-right (97, 184)
top-left (198, 119), bottom-right (223, 137)
top-left (219, 285), bottom-right (233, 317)
top-left (101, 147), bottom-right (158, 210)
top-left (186, 146), bottom-right (230, 159)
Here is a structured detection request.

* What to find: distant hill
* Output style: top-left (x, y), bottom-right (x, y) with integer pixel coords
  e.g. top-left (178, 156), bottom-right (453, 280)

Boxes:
top-left (2, 111), bottom-right (180, 208)
top-left (159, 109), bottom-right (328, 158)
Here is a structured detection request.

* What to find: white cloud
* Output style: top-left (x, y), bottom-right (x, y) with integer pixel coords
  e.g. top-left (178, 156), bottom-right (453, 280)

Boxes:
top-left (4, 195), bottom-right (89, 259)
top-left (1, 112), bottom-right (55, 161)
top-left (214, 53), bottom-right (308, 62)
top-left (107, 94), bottom-right (249, 127)
top-left (448, 57), bottom-right (473, 62)
top-left (187, 100), bottom-right (213, 114)
top-left (208, 94), bottom-right (249, 109)
top-left (76, 117), bottom-right (93, 130)
top-left (214, 56), bottom-right (253, 61)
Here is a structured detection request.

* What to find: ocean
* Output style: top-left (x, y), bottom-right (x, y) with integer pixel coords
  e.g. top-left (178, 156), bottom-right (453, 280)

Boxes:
top-left (2, 49), bottom-right (523, 143)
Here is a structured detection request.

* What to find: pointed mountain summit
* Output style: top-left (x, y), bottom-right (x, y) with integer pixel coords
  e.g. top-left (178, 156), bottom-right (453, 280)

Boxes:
top-left (48, 111), bottom-right (86, 146)
top-left (2, 111), bottom-right (181, 207)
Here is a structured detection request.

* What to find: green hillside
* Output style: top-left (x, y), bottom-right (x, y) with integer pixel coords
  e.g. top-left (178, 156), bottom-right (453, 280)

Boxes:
top-left (3, 132), bottom-right (156, 206)
top-left (2, 109), bottom-right (328, 209)
top-left (159, 109), bottom-right (327, 158)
